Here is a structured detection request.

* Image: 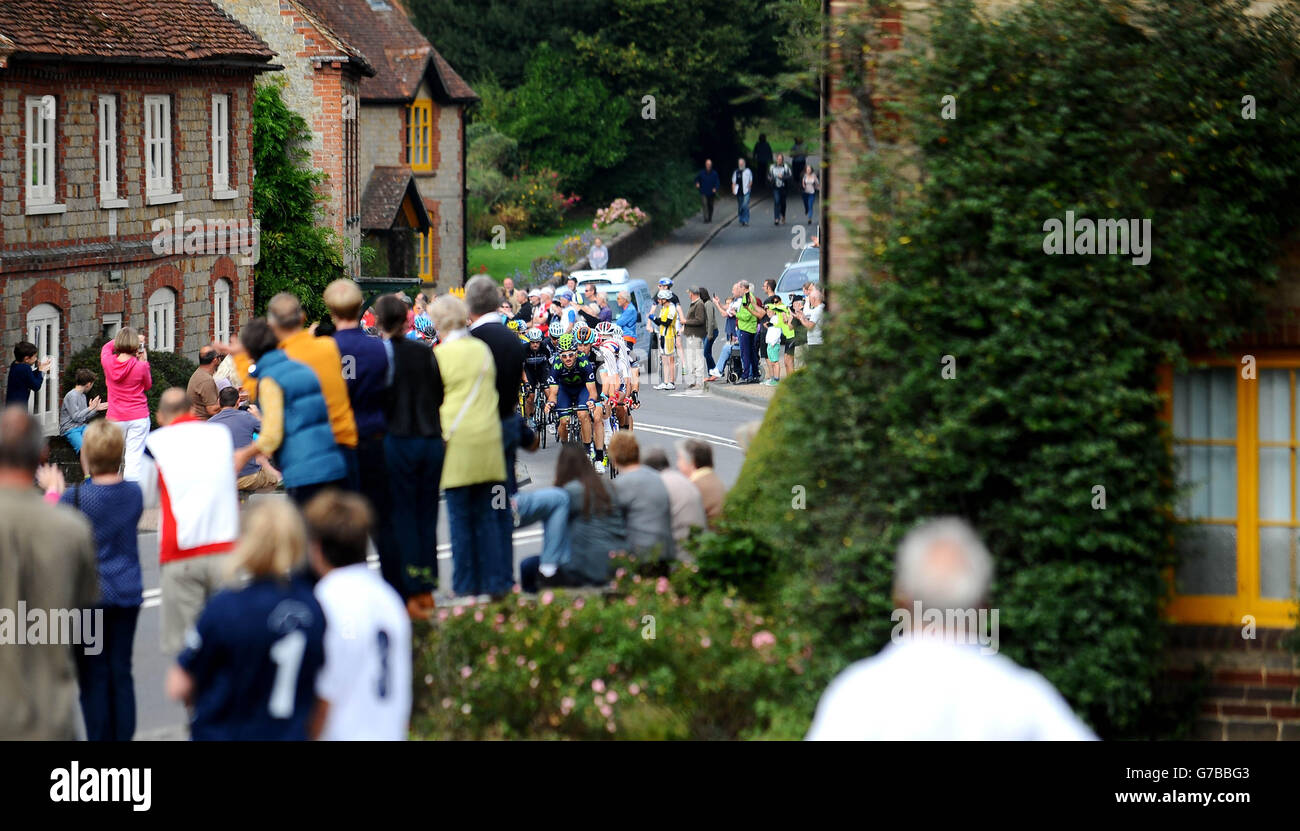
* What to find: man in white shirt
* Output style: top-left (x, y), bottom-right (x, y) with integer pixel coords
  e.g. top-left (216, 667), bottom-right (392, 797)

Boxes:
top-left (305, 490), bottom-right (411, 741)
top-left (806, 517), bottom-right (1096, 741)
top-left (732, 159), bottom-right (753, 227)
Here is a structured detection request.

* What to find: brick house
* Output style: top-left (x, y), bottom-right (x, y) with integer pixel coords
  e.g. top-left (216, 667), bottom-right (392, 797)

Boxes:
top-left (823, 0), bottom-right (1300, 738)
top-left (0, 0), bottom-right (278, 433)
top-left (209, 0), bottom-right (375, 277)
top-left (293, 0), bottom-right (477, 288)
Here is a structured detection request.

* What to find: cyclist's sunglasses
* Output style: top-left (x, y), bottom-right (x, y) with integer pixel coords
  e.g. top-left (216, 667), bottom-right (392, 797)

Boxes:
top-left (559, 350), bottom-right (578, 359)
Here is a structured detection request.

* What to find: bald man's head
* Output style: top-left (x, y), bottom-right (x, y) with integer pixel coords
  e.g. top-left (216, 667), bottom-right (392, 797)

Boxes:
top-left (267, 292), bottom-right (305, 336)
top-left (156, 387), bottom-right (189, 427)
top-left (0, 405), bottom-right (44, 474)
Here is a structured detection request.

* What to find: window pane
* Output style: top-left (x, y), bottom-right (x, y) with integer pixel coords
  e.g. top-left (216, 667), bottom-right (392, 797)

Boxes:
top-left (1179, 444), bottom-right (1236, 519)
top-left (1258, 369), bottom-right (1291, 442)
top-left (1258, 526), bottom-right (1295, 600)
top-left (1258, 446), bottom-right (1292, 521)
top-left (1176, 525), bottom-right (1238, 595)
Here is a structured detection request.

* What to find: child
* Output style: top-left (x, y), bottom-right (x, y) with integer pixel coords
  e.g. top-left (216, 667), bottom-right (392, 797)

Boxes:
top-left (55, 420), bottom-right (144, 741)
top-left (4, 340), bottom-right (51, 406)
top-left (60, 368), bottom-right (108, 453)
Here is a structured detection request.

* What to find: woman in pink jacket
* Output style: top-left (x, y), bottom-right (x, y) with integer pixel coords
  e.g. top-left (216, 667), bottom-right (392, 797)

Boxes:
top-left (100, 327), bottom-right (152, 482)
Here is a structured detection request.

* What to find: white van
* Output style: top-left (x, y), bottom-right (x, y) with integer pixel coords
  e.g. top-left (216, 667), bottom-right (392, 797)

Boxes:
top-left (571, 272), bottom-right (653, 360)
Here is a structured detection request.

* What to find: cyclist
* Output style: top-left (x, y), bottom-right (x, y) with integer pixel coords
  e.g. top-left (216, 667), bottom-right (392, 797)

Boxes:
top-left (595, 321), bottom-right (635, 431)
top-left (522, 327), bottom-right (550, 426)
top-left (545, 333), bottom-right (601, 466)
top-left (573, 326), bottom-right (607, 468)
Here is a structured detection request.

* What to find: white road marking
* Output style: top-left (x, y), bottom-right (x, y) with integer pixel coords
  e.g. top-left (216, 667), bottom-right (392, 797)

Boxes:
top-left (634, 421), bottom-right (742, 449)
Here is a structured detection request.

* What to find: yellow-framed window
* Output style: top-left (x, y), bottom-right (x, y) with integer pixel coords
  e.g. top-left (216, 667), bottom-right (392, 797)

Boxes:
top-left (407, 99), bottom-right (432, 172)
top-left (1163, 355), bottom-right (1300, 628)
top-left (417, 228), bottom-right (433, 281)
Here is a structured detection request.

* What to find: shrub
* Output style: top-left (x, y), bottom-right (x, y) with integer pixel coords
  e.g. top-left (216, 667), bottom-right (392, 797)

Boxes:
top-left (593, 198), bottom-right (648, 231)
top-left (410, 557), bottom-right (819, 740)
top-left (723, 0), bottom-right (1300, 739)
top-left (62, 344), bottom-right (196, 428)
top-left (680, 520), bottom-right (777, 603)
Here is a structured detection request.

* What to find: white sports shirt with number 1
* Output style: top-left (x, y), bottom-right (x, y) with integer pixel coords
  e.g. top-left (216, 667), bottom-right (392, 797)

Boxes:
top-left (314, 563), bottom-right (412, 740)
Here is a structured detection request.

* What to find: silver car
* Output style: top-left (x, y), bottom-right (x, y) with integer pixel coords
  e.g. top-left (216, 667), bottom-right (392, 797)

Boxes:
top-left (774, 260), bottom-right (819, 306)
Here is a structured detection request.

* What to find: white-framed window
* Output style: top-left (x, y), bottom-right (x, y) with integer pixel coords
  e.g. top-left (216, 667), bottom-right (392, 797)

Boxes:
top-left (148, 287), bottom-right (176, 352)
top-left (98, 95), bottom-right (121, 205)
top-left (213, 278), bottom-right (231, 343)
top-left (26, 304), bottom-right (60, 435)
top-left (212, 94), bottom-right (234, 197)
top-left (102, 313), bottom-right (122, 342)
top-left (25, 96), bottom-right (58, 209)
top-left (144, 95), bottom-right (174, 200)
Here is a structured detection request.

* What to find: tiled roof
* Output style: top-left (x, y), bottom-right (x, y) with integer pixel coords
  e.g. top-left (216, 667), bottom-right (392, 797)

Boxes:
top-left (285, 0), bottom-right (374, 77)
top-left (296, 0), bottom-right (476, 102)
top-left (361, 166), bottom-right (432, 231)
top-left (0, 0), bottom-right (275, 66)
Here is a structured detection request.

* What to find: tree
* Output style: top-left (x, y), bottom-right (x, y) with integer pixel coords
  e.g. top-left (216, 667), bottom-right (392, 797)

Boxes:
top-left (252, 80), bottom-right (343, 323)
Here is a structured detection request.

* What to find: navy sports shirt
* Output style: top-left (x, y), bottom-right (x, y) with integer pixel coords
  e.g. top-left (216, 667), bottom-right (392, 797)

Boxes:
top-left (548, 355), bottom-right (596, 388)
top-left (178, 575), bottom-right (326, 741)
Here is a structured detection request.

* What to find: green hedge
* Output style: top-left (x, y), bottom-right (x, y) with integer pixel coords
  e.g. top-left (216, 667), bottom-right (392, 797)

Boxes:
top-left (710, 0), bottom-right (1300, 739)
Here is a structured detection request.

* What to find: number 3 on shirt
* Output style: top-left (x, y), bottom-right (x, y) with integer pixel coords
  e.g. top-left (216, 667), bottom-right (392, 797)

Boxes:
top-left (268, 630), bottom-right (307, 719)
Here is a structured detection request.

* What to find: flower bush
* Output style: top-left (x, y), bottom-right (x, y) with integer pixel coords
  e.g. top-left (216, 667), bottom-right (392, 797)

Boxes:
top-left (593, 198), bottom-right (648, 231)
top-left (553, 229), bottom-right (598, 267)
top-left (410, 557), bottom-right (819, 740)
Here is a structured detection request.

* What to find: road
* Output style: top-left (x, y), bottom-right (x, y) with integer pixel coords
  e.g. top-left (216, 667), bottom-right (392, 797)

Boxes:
top-left (129, 200), bottom-right (798, 738)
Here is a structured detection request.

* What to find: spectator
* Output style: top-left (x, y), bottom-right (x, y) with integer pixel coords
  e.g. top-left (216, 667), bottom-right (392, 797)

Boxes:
top-left (732, 159), bottom-right (753, 227)
top-left (4, 340), bottom-right (50, 407)
top-left (566, 276), bottom-right (579, 295)
top-left (650, 289), bottom-right (681, 390)
top-left (514, 289), bottom-right (533, 324)
top-left (375, 294), bottom-right (444, 619)
top-left (0, 406), bottom-right (98, 739)
top-left (597, 292), bottom-right (614, 324)
top-left (795, 282), bottom-right (825, 350)
top-left (143, 387), bottom-right (241, 656)
top-left (608, 432), bottom-right (674, 562)
top-left (589, 237), bottom-right (609, 270)
top-left (790, 137), bottom-right (809, 184)
top-left (166, 499), bottom-right (326, 741)
top-left (616, 291), bottom-right (639, 348)
top-left (578, 282), bottom-right (603, 329)
top-left (100, 327), bottom-right (152, 482)
top-left (763, 294), bottom-right (794, 386)
top-left (212, 354), bottom-right (241, 397)
top-left (432, 294), bottom-right (513, 600)
top-left (187, 348), bottom-right (222, 419)
top-left (800, 162), bottom-right (819, 224)
top-left (676, 438), bottom-right (726, 526)
top-left (680, 287), bottom-right (708, 391)
top-left (210, 386), bottom-right (279, 494)
top-left (60, 368), bottom-right (107, 453)
top-left (700, 287), bottom-right (721, 378)
top-left (51, 419), bottom-right (144, 741)
top-left (732, 281), bottom-right (763, 383)
top-left (642, 448), bottom-right (706, 550)
top-left (806, 518), bottom-right (1096, 740)
top-left (467, 275), bottom-right (527, 497)
top-left (502, 276), bottom-right (516, 298)
top-left (305, 490), bottom-right (411, 740)
top-left (753, 133), bottom-right (774, 186)
top-left (235, 318), bottom-right (347, 505)
top-left (710, 291), bottom-right (741, 380)
top-left (769, 153), bottom-right (792, 226)
top-left (325, 278), bottom-right (400, 598)
top-left (694, 158), bottom-right (720, 222)
top-left (230, 293), bottom-right (359, 488)
top-left (518, 443), bottom-right (625, 592)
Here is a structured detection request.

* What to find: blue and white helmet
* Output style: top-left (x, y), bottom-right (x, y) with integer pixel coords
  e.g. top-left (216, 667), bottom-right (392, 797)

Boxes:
top-left (548, 320), bottom-right (564, 339)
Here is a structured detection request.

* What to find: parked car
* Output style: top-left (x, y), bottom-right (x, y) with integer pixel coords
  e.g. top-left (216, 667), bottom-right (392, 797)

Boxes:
top-left (774, 260), bottom-right (820, 306)
top-left (570, 269), bottom-right (653, 360)
top-left (797, 244), bottom-right (819, 263)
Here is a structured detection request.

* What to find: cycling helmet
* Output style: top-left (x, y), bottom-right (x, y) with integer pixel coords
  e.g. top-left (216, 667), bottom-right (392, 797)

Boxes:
top-left (557, 333), bottom-right (576, 352)
top-left (656, 289), bottom-right (672, 300)
top-left (526, 327), bottom-right (543, 343)
top-left (595, 321), bottom-right (619, 340)
top-left (548, 321), bottom-right (564, 339)
top-left (414, 313), bottom-right (435, 338)
top-left (506, 318), bottom-right (524, 334)
top-left (574, 324), bottom-right (591, 344)
top-left (583, 328), bottom-right (598, 345)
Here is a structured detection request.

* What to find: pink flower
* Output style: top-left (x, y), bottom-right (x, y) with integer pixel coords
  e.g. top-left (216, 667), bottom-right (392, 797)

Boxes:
top-left (453, 606), bottom-right (464, 617)
top-left (437, 609), bottom-right (449, 622)
top-left (625, 595), bottom-right (637, 606)
top-left (528, 660), bottom-right (538, 671)
top-left (615, 568), bottom-right (626, 579)
top-left (474, 610), bottom-right (484, 622)
top-left (599, 704), bottom-right (613, 718)
top-left (573, 597), bottom-right (585, 610)
top-left (495, 614), bottom-right (506, 624)
top-left (700, 637), bottom-right (712, 648)
top-left (605, 690), bottom-right (619, 704)
top-left (592, 679), bottom-right (606, 693)
top-left (560, 696), bottom-right (575, 714)
top-left (656, 577), bottom-right (669, 594)
top-left (424, 674), bottom-right (434, 685)
top-left (606, 720), bottom-right (617, 733)
top-left (516, 655), bottom-right (527, 667)
top-left (530, 677), bottom-right (540, 689)
top-left (628, 683), bottom-right (641, 696)
top-left (460, 666), bottom-right (473, 679)
top-left (441, 697), bottom-right (453, 709)
top-left (541, 590), bottom-right (555, 606)
top-left (632, 574), bottom-right (641, 584)
top-left (752, 630), bottom-right (777, 649)
top-left (461, 703), bottom-right (472, 715)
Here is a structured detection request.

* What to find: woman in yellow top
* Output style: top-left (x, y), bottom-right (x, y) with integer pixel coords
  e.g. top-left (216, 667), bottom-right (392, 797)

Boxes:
top-left (430, 295), bottom-right (512, 599)
top-left (652, 289), bottom-right (682, 391)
